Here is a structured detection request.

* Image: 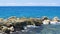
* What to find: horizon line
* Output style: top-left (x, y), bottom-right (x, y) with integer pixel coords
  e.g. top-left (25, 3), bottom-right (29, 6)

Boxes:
top-left (0, 5), bottom-right (60, 6)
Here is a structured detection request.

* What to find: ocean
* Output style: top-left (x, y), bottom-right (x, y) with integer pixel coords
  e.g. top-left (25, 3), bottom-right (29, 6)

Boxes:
top-left (0, 6), bottom-right (60, 34)
top-left (0, 6), bottom-right (60, 18)
top-left (10, 24), bottom-right (60, 34)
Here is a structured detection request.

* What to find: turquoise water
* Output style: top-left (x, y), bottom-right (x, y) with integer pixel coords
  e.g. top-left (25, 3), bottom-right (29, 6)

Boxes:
top-left (0, 6), bottom-right (60, 34)
top-left (0, 6), bottom-right (60, 18)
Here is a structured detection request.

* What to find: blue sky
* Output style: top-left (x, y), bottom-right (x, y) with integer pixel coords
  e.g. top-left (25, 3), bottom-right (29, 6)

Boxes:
top-left (0, 0), bottom-right (60, 6)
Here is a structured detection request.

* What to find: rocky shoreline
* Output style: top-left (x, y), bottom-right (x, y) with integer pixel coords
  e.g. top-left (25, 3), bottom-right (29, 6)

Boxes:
top-left (0, 16), bottom-right (60, 34)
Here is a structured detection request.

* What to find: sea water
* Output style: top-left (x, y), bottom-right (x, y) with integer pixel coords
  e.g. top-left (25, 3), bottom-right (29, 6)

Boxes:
top-left (0, 6), bottom-right (60, 34)
top-left (10, 24), bottom-right (60, 34)
top-left (0, 6), bottom-right (60, 18)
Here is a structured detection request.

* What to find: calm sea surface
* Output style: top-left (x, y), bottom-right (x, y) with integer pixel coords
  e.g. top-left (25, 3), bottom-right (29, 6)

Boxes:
top-left (0, 6), bottom-right (60, 34)
top-left (0, 6), bottom-right (60, 18)
top-left (10, 24), bottom-right (60, 34)
top-left (29, 24), bottom-right (60, 34)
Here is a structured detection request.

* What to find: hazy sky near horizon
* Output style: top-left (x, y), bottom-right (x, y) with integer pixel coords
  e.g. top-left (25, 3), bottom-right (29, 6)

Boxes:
top-left (0, 0), bottom-right (60, 6)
